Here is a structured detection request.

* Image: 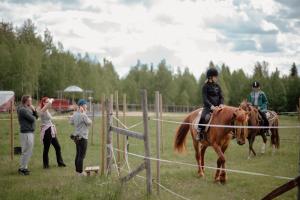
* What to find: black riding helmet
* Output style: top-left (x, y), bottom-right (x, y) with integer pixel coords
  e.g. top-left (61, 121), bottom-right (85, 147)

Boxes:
top-left (206, 68), bottom-right (218, 79)
top-left (252, 81), bottom-right (260, 88)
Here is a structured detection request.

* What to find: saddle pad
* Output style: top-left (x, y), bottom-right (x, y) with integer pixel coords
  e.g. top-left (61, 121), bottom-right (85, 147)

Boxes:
top-left (192, 108), bottom-right (213, 132)
top-left (266, 110), bottom-right (277, 124)
top-left (192, 108), bottom-right (203, 131)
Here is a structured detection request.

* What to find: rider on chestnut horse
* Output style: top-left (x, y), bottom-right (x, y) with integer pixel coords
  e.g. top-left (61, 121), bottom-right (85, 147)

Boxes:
top-left (248, 81), bottom-right (270, 136)
top-left (196, 68), bottom-right (224, 141)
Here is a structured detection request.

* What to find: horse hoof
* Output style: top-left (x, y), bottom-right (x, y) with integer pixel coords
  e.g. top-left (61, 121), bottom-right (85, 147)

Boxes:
top-left (261, 144), bottom-right (266, 154)
top-left (214, 177), bottom-right (220, 183)
top-left (247, 156), bottom-right (251, 160)
top-left (220, 179), bottom-right (226, 185)
top-left (198, 172), bottom-right (205, 177)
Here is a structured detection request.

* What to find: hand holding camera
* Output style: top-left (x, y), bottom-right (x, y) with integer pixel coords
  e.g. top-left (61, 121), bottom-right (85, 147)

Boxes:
top-left (48, 98), bottom-right (54, 104)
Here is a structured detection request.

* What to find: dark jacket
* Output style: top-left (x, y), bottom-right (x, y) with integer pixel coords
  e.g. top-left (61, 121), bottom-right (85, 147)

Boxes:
top-left (202, 81), bottom-right (224, 109)
top-left (17, 105), bottom-right (38, 133)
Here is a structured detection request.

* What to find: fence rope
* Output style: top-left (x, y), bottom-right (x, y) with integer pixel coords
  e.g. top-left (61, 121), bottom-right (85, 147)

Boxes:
top-left (119, 167), bottom-right (192, 200)
top-left (107, 143), bottom-right (192, 200)
top-left (113, 115), bottom-right (143, 129)
top-left (111, 146), bottom-right (293, 181)
top-left (151, 118), bottom-right (300, 129)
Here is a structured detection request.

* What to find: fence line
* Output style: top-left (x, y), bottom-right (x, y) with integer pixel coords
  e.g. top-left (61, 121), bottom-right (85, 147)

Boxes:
top-left (112, 146), bottom-right (293, 181)
top-left (119, 167), bottom-right (191, 200)
top-left (151, 118), bottom-right (300, 129)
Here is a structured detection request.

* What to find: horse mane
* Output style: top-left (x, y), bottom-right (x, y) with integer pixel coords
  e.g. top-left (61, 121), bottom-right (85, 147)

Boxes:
top-left (212, 106), bottom-right (235, 124)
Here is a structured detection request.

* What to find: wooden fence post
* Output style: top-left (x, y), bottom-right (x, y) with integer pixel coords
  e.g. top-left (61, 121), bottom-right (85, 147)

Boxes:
top-left (155, 91), bottom-right (161, 194)
top-left (101, 94), bottom-right (106, 176)
top-left (298, 97), bottom-right (300, 121)
top-left (106, 95), bottom-right (113, 175)
top-left (298, 97), bottom-right (300, 200)
top-left (159, 94), bottom-right (164, 153)
top-left (141, 89), bottom-right (152, 195)
top-left (115, 91), bottom-right (121, 168)
top-left (91, 103), bottom-right (95, 145)
top-left (10, 100), bottom-right (14, 161)
top-left (123, 94), bottom-right (127, 159)
top-left (298, 147), bottom-right (300, 200)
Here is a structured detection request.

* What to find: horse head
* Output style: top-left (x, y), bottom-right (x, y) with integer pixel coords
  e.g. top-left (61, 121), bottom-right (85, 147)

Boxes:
top-left (240, 99), bottom-right (252, 112)
top-left (233, 108), bottom-right (249, 145)
top-left (239, 100), bottom-right (260, 127)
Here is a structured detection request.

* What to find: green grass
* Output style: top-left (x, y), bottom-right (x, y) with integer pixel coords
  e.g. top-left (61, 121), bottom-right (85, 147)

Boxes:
top-left (0, 113), bottom-right (299, 200)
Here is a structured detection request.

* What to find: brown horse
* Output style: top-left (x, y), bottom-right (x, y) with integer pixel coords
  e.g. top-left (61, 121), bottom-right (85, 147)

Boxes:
top-left (174, 106), bottom-right (249, 183)
top-left (240, 100), bottom-right (280, 158)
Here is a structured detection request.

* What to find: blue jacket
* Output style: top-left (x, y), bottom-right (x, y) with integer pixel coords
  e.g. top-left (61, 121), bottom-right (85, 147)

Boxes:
top-left (248, 91), bottom-right (268, 112)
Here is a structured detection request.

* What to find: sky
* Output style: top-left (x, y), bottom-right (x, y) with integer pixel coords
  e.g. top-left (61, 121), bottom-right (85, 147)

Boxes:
top-left (1, 0), bottom-right (300, 78)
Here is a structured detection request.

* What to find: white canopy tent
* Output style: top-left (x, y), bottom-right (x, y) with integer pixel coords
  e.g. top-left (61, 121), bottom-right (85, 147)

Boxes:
top-left (64, 85), bottom-right (83, 103)
top-left (0, 91), bottom-right (15, 112)
top-left (0, 91), bottom-right (15, 161)
top-left (64, 85), bottom-right (83, 93)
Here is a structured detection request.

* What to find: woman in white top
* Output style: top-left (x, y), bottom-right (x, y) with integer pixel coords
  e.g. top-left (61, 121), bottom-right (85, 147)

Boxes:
top-left (39, 97), bottom-right (66, 168)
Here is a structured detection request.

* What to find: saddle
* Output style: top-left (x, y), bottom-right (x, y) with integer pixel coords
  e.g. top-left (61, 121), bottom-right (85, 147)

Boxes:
top-left (192, 108), bottom-right (214, 133)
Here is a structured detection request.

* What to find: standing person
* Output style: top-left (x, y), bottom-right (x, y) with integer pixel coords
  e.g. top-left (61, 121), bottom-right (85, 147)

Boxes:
top-left (39, 97), bottom-right (66, 169)
top-left (17, 95), bottom-right (38, 175)
top-left (69, 99), bottom-right (92, 176)
top-left (248, 81), bottom-right (270, 136)
top-left (196, 68), bottom-right (224, 141)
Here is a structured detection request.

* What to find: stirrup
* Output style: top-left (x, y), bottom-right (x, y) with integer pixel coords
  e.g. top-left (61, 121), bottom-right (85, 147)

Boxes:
top-left (196, 132), bottom-right (205, 141)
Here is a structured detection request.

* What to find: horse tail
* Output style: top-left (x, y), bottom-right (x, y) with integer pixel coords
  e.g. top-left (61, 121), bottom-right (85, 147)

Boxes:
top-left (271, 118), bottom-right (280, 149)
top-left (174, 114), bottom-right (192, 153)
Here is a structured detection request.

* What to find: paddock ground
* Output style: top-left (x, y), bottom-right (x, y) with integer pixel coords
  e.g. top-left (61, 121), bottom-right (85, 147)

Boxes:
top-left (0, 113), bottom-right (299, 200)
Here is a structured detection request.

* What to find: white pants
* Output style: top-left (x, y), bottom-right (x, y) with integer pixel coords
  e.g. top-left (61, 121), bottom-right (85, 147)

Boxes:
top-left (19, 133), bottom-right (34, 169)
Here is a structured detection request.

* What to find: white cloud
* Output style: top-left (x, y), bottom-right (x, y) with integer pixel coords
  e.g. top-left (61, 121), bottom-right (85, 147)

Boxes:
top-left (0, 0), bottom-right (300, 78)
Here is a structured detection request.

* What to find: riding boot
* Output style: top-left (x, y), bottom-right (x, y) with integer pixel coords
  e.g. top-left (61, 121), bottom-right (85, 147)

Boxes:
top-left (196, 129), bottom-right (205, 141)
top-left (264, 121), bottom-right (270, 136)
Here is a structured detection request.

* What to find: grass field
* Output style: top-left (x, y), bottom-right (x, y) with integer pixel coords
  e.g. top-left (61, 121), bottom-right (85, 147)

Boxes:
top-left (0, 112), bottom-right (299, 200)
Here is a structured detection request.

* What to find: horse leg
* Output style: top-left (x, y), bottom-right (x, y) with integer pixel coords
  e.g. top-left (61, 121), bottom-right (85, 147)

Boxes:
top-left (212, 144), bottom-right (225, 183)
top-left (200, 145), bottom-right (207, 173)
top-left (270, 126), bottom-right (276, 155)
top-left (219, 143), bottom-right (229, 184)
top-left (248, 134), bottom-right (256, 159)
top-left (193, 140), bottom-right (203, 177)
top-left (261, 132), bottom-right (267, 154)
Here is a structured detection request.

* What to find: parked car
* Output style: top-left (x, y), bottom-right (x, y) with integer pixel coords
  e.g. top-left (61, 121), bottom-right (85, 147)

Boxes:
top-left (52, 99), bottom-right (75, 112)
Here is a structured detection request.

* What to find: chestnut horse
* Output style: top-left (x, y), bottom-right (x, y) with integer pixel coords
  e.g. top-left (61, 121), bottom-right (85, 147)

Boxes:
top-left (174, 106), bottom-right (249, 183)
top-left (240, 101), bottom-right (280, 158)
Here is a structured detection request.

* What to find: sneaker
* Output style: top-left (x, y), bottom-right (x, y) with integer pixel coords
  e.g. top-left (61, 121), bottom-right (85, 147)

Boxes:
top-left (58, 163), bottom-right (66, 167)
top-left (77, 172), bottom-right (87, 176)
top-left (18, 168), bottom-right (30, 176)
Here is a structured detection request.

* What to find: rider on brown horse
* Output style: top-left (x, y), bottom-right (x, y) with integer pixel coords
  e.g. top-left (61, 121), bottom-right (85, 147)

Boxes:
top-left (248, 81), bottom-right (270, 136)
top-left (196, 68), bottom-right (224, 141)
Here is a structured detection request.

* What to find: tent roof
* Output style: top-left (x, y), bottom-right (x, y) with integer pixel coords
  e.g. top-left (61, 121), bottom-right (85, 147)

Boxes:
top-left (64, 85), bottom-right (83, 93)
top-left (0, 91), bottom-right (14, 106)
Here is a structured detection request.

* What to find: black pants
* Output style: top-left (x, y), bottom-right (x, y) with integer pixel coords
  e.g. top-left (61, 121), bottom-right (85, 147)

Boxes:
top-left (43, 127), bottom-right (64, 167)
top-left (198, 107), bottom-right (212, 131)
top-left (75, 138), bottom-right (87, 173)
top-left (258, 110), bottom-right (269, 128)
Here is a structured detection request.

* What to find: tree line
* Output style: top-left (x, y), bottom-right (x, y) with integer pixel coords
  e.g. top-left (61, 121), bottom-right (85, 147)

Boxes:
top-left (1, 20), bottom-right (299, 111)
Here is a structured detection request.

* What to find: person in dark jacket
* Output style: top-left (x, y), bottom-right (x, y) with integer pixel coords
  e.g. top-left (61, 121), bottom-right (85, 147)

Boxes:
top-left (17, 95), bottom-right (38, 175)
top-left (248, 81), bottom-right (270, 136)
top-left (196, 68), bottom-right (224, 141)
